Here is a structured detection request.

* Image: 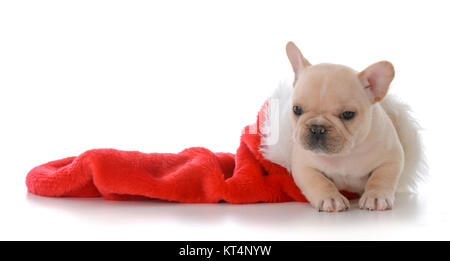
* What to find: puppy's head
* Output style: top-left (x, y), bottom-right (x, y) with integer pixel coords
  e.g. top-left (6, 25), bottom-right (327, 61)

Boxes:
top-left (286, 42), bottom-right (395, 155)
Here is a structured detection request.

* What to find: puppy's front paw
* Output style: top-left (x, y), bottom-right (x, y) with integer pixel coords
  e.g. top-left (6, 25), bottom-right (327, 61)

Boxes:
top-left (312, 192), bottom-right (350, 212)
top-left (359, 190), bottom-right (394, 211)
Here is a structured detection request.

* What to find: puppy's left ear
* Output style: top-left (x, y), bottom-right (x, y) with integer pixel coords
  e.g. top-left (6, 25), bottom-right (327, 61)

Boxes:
top-left (359, 61), bottom-right (395, 103)
top-left (286, 41), bottom-right (311, 87)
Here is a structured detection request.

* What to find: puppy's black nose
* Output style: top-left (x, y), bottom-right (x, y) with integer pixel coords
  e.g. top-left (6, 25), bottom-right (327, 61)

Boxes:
top-left (310, 125), bottom-right (327, 139)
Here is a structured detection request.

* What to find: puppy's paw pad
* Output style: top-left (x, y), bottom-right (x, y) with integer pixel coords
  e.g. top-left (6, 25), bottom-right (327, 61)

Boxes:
top-left (359, 191), bottom-right (394, 211)
top-left (315, 193), bottom-right (350, 212)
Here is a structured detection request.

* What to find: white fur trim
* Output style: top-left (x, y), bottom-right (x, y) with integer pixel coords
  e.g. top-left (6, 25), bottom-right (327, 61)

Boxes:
top-left (380, 95), bottom-right (427, 193)
top-left (259, 81), bottom-right (294, 172)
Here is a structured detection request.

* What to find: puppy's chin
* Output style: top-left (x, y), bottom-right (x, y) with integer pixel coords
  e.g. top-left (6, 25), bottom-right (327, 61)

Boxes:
top-left (300, 140), bottom-right (344, 155)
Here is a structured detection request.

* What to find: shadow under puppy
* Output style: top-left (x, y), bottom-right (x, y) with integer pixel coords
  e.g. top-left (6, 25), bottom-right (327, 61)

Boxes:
top-left (260, 42), bottom-right (424, 212)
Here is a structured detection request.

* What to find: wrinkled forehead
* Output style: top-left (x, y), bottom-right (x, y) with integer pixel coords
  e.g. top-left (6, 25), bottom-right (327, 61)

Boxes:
top-left (293, 64), bottom-right (366, 110)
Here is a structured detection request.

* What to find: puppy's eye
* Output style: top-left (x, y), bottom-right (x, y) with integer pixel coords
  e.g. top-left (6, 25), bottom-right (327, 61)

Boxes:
top-left (340, 111), bottom-right (355, 120)
top-left (293, 106), bottom-right (303, 116)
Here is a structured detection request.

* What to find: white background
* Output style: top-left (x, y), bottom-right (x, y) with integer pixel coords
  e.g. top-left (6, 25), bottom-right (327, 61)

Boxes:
top-left (0, 0), bottom-right (448, 240)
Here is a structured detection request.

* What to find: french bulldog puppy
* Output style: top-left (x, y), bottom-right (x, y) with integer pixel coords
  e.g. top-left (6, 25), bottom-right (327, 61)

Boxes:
top-left (286, 42), bottom-right (404, 212)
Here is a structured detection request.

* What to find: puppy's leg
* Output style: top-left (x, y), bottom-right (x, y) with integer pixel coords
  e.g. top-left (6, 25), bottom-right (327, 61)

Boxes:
top-left (359, 162), bottom-right (402, 211)
top-left (292, 167), bottom-right (349, 212)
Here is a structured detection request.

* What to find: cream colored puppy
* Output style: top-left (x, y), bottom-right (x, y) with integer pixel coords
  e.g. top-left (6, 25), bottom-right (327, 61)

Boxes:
top-left (285, 42), bottom-right (407, 212)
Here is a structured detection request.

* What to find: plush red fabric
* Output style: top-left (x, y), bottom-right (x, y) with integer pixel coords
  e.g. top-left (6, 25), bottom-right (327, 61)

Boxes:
top-left (26, 103), bottom-right (359, 203)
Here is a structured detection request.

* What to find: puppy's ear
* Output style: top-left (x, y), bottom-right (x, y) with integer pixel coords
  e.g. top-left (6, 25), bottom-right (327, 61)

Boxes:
top-left (286, 41), bottom-right (311, 87)
top-left (359, 61), bottom-right (395, 103)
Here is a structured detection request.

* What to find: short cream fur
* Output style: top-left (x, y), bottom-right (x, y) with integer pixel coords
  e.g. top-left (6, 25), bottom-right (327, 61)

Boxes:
top-left (259, 42), bottom-right (425, 212)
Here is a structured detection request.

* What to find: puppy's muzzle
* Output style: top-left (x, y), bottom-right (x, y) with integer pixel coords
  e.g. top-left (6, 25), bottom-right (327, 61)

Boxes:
top-left (309, 124), bottom-right (327, 141)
